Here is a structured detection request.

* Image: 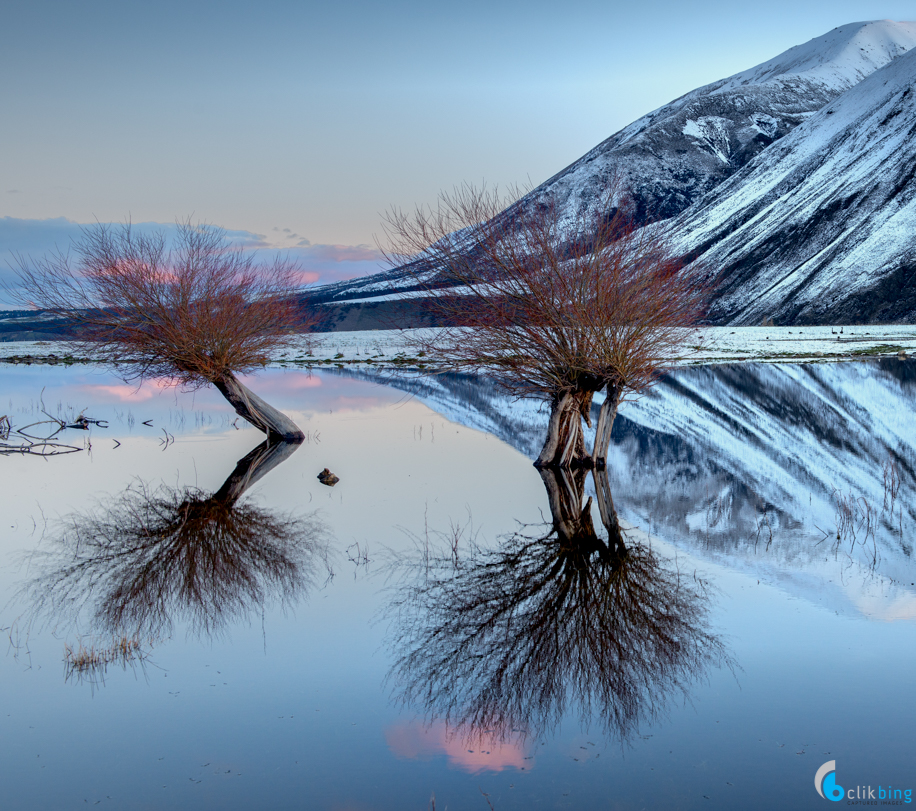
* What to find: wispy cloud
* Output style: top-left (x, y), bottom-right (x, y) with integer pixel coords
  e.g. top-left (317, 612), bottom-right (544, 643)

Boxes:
top-left (294, 243), bottom-right (380, 263)
top-left (287, 242), bottom-right (384, 285)
top-left (0, 217), bottom-right (385, 304)
top-left (239, 239), bottom-right (384, 284)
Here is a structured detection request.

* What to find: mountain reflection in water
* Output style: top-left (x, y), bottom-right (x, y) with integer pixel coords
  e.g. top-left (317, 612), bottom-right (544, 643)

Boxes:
top-left (341, 361), bottom-right (916, 615)
top-left (22, 439), bottom-right (332, 641)
top-left (386, 468), bottom-right (730, 746)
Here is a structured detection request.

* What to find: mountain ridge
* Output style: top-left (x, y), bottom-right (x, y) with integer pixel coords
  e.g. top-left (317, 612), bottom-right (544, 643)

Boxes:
top-left (532, 19), bottom-right (916, 226)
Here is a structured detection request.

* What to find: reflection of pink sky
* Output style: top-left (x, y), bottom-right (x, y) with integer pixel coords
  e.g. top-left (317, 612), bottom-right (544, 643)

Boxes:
top-left (77, 373), bottom-right (322, 403)
top-left (242, 371), bottom-right (403, 413)
top-left (264, 373), bottom-right (322, 390)
top-left (59, 368), bottom-right (398, 414)
top-left (76, 377), bottom-right (176, 402)
top-left (77, 372), bottom-right (321, 405)
top-left (385, 721), bottom-right (529, 774)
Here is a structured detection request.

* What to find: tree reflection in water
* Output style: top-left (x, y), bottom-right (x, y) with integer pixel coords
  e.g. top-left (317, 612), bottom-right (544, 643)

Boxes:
top-left (25, 439), bottom-right (332, 641)
top-left (388, 468), bottom-right (731, 744)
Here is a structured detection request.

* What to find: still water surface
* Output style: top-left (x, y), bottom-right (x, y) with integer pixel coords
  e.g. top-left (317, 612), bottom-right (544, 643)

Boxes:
top-left (1, 363), bottom-right (914, 810)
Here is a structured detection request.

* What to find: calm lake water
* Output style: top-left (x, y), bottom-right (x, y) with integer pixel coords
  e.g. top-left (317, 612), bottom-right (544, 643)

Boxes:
top-left (1, 362), bottom-right (915, 810)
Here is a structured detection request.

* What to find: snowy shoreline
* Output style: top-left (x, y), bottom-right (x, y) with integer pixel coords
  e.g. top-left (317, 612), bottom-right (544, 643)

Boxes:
top-left (2, 324), bottom-right (916, 369)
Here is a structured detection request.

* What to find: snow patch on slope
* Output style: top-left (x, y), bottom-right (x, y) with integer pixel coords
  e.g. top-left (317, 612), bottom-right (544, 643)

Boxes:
top-left (675, 42), bottom-right (916, 324)
top-left (713, 19), bottom-right (916, 93)
top-left (682, 117), bottom-right (734, 164)
top-left (611, 20), bottom-right (916, 148)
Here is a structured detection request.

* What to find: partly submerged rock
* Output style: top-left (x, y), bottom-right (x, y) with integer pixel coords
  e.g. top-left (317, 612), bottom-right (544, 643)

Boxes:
top-left (317, 468), bottom-right (339, 486)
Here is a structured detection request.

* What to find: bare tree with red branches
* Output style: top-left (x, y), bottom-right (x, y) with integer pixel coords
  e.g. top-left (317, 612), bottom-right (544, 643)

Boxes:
top-left (382, 184), bottom-right (707, 469)
top-left (13, 221), bottom-right (311, 439)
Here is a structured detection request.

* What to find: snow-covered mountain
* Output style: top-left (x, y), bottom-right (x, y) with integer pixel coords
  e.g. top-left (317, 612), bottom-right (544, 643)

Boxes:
top-left (524, 20), bottom-right (916, 225)
top-left (311, 20), bottom-right (916, 326)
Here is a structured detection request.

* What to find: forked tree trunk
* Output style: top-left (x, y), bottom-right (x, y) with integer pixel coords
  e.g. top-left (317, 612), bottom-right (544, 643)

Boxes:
top-left (539, 467), bottom-right (625, 561)
top-left (535, 389), bottom-right (595, 469)
top-left (590, 384), bottom-right (620, 470)
top-left (213, 371), bottom-right (304, 441)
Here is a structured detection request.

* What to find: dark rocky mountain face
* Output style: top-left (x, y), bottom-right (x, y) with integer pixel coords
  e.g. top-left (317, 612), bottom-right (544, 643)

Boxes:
top-left (520, 77), bottom-right (834, 227)
top-left (518, 20), bottom-right (916, 226)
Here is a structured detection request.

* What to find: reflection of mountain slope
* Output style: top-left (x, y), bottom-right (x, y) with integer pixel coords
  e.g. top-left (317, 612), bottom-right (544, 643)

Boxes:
top-left (336, 363), bottom-right (916, 617)
top-left (604, 362), bottom-right (916, 619)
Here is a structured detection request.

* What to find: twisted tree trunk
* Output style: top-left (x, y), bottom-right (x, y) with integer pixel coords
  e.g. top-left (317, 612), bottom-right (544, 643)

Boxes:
top-left (539, 466), bottom-right (589, 537)
top-left (535, 389), bottom-right (595, 469)
top-left (212, 371), bottom-right (304, 441)
top-left (535, 391), bottom-right (570, 468)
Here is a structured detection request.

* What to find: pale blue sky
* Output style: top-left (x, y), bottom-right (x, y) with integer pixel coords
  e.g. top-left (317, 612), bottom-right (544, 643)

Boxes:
top-left (2, 1), bottom-right (914, 288)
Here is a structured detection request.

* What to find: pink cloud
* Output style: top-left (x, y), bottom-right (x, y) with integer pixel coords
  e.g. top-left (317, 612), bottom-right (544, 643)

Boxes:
top-left (385, 721), bottom-right (529, 774)
top-left (0, 217), bottom-right (388, 301)
top-left (306, 260), bottom-right (381, 284)
top-left (228, 240), bottom-right (383, 286)
top-left (290, 270), bottom-right (321, 285)
top-left (286, 243), bottom-right (385, 285)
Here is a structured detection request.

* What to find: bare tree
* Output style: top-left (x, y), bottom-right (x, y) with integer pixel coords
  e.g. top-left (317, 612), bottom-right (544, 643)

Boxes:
top-left (382, 185), bottom-right (707, 468)
top-left (12, 221), bottom-right (311, 439)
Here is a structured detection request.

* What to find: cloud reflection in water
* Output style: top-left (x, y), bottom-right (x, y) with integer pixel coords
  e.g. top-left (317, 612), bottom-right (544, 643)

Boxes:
top-left (385, 721), bottom-right (529, 773)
